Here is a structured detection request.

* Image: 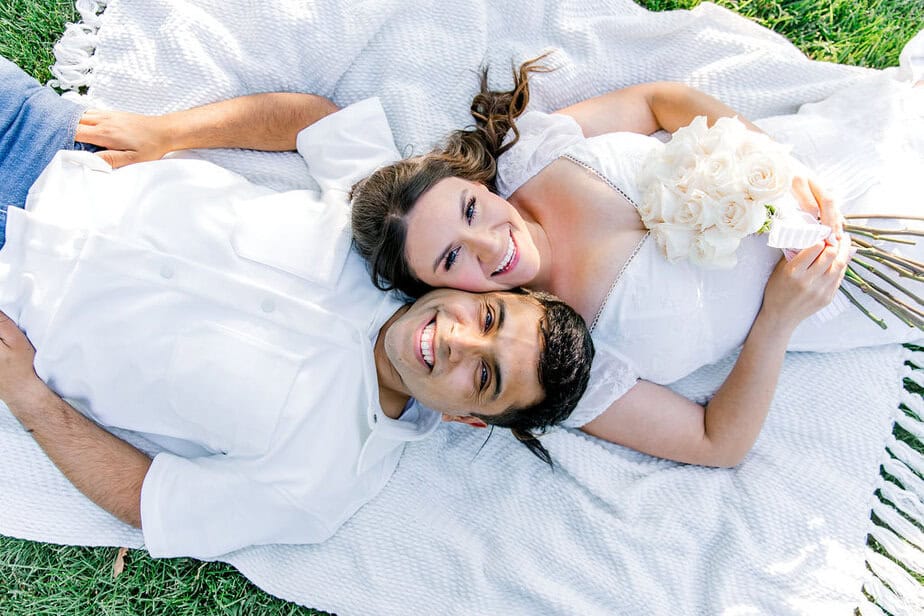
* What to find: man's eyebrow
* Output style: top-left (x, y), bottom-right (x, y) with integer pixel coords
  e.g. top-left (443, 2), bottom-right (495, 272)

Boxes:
top-left (492, 298), bottom-right (506, 400)
top-left (432, 189), bottom-right (469, 273)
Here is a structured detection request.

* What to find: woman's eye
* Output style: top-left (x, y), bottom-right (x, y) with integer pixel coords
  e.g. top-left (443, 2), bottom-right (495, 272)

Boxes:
top-left (479, 362), bottom-right (489, 391)
top-left (445, 247), bottom-right (460, 271)
top-left (465, 197), bottom-right (476, 224)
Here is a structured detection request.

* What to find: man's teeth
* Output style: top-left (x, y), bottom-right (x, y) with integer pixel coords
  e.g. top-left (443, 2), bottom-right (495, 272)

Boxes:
top-left (421, 321), bottom-right (435, 367)
top-left (493, 234), bottom-right (515, 275)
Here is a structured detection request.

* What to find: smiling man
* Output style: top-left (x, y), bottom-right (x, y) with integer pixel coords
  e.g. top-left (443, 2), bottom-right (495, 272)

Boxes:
top-left (0, 58), bottom-right (593, 559)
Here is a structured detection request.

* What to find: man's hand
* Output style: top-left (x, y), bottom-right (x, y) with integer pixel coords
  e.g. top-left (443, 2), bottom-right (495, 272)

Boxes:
top-left (74, 92), bottom-right (340, 170)
top-left (76, 109), bottom-right (173, 169)
top-left (0, 310), bottom-right (47, 413)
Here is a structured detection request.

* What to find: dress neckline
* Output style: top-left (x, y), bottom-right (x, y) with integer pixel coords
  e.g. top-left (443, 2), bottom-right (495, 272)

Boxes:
top-left (560, 152), bottom-right (649, 333)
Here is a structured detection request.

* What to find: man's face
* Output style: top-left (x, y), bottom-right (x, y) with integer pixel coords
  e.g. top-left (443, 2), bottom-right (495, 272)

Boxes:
top-left (383, 289), bottom-right (545, 419)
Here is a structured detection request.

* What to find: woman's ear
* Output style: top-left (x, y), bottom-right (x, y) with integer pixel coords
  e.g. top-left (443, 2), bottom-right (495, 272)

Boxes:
top-left (441, 413), bottom-right (488, 429)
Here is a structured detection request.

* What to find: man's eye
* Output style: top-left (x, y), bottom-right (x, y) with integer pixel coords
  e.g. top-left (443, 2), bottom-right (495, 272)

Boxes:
top-left (483, 306), bottom-right (494, 333)
top-left (444, 247), bottom-right (460, 271)
top-left (479, 362), bottom-right (489, 391)
top-left (465, 196), bottom-right (476, 224)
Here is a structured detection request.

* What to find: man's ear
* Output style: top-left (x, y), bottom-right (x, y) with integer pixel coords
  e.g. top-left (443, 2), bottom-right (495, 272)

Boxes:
top-left (441, 413), bottom-right (488, 429)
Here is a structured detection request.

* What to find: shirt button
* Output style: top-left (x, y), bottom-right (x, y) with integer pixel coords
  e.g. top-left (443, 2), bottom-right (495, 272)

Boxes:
top-left (372, 413), bottom-right (378, 423)
top-left (261, 299), bottom-right (275, 313)
top-left (160, 265), bottom-right (175, 279)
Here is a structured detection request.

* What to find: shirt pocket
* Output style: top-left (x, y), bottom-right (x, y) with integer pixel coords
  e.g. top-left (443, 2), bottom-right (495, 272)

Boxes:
top-left (231, 189), bottom-right (352, 289)
top-left (166, 323), bottom-right (301, 457)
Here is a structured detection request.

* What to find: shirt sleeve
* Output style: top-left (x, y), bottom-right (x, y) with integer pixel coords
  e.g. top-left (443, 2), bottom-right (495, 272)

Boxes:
top-left (296, 97), bottom-right (401, 195)
top-left (561, 348), bottom-right (639, 428)
top-left (140, 452), bottom-right (334, 559)
top-left (495, 110), bottom-right (585, 198)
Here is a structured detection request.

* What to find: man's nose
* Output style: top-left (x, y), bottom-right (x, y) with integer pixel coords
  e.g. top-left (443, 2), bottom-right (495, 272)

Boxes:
top-left (444, 326), bottom-right (485, 362)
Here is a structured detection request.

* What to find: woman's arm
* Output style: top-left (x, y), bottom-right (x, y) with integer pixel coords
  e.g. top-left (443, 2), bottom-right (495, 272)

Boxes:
top-left (556, 83), bottom-right (843, 235)
top-left (581, 238), bottom-right (850, 467)
top-left (556, 81), bottom-right (760, 138)
top-left (74, 92), bottom-right (340, 168)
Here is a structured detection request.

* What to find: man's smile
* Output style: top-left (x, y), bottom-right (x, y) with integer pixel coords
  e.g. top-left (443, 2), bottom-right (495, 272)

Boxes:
top-left (418, 315), bottom-right (436, 370)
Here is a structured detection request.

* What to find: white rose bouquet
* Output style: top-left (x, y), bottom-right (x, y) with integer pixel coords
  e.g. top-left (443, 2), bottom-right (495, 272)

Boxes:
top-left (638, 116), bottom-right (798, 269)
top-left (639, 116), bottom-right (924, 330)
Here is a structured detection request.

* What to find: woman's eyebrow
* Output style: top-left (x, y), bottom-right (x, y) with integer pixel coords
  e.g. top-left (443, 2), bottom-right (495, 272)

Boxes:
top-left (432, 190), bottom-right (470, 273)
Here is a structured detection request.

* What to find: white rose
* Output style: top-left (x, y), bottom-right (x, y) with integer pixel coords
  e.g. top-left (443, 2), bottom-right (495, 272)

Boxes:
top-left (695, 150), bottom-right (742, 198)
top-left (657, 142), bottom-right (700, 193)
top-left (651, 223), bottom-right (696, 262)
top-left (698, 116), bottom-right (748, 155)
top-left (740, 149), bottom-right (792, 203)
top-left (715, 193), bottom-right (768, 237)
top-left (638, 181), bottom-right (683, 227)
top-left (672, 189), bottom-right (716, 230)
top-left (672, 115), bottom-right (710, 145)
top-left (689, 227), bottom-right (741, 269)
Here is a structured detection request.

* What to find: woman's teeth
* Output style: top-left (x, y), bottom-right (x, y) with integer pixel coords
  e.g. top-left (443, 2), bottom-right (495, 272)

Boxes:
top-left (493, 233), bottom-right (515, 275)
top-left (421, 321), bottom-right (435, 368)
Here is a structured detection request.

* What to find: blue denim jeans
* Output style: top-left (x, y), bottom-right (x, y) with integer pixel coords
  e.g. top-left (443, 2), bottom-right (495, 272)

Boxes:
top-left (0, 57), bottom-right (97, 248)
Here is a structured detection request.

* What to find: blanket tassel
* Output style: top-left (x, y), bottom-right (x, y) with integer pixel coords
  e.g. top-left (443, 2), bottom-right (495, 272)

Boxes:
top-left (48, 0), bottom-right (107, 95)
top-left (862, 347), bottom-right (924, 614)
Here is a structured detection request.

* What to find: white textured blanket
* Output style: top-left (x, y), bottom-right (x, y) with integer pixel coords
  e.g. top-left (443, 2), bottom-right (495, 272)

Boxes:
top-left (2, 0), bottom-right (922, 613)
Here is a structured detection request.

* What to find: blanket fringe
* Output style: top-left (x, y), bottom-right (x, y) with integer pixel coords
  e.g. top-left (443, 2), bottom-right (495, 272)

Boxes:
top-left (862, 346), bottom-right (924, 614)
top-left (48, 0), bottom-right (107, 93)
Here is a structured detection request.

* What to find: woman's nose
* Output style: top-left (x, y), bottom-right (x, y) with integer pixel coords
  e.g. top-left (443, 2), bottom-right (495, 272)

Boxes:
top-left (465, 231), bottom-right (501, 269)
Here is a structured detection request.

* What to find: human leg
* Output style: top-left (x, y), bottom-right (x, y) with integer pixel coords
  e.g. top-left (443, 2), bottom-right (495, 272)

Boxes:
top-left (0, 57), bottom-right (93, 210)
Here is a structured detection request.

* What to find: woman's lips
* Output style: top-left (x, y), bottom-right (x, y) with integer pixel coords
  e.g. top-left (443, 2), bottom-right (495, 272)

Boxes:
top-left (492, 230), bottom-right (519, 276)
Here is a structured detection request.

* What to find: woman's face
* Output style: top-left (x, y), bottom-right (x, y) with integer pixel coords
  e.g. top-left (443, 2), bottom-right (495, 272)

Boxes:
top-left (404, 177), bottom-right (541, 292)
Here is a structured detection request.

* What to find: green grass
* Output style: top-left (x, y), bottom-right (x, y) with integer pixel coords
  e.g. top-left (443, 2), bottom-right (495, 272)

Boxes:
top-left (1, 0), bottom-right (922, 614)
top-left (638, 0), bottom-right (924, 69)
top-left (0, 0), bottom-right (76, 83)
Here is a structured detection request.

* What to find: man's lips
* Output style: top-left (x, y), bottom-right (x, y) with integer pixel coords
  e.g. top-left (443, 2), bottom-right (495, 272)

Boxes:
top-left (418, 315), bottom-right (436, 370)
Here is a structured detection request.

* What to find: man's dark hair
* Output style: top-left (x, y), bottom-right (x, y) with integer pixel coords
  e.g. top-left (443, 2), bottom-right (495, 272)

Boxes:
top-left (472, 289), bottom-right (594, 467)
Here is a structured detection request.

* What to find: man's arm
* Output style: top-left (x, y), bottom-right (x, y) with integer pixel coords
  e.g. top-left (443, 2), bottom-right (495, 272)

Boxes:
top-left (0, 312), bottom-right (149, 527)
top-left (75, 92), bottom-right (340, 168)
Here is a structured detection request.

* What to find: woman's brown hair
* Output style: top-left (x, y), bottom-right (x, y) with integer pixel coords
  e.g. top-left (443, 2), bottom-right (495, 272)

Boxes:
top-left (350, 55), bottom-right (552, 298)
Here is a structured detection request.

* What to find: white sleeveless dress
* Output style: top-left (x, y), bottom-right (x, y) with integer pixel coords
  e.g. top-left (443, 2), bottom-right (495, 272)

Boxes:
top-left (496, 70), bottom-right (924, 428)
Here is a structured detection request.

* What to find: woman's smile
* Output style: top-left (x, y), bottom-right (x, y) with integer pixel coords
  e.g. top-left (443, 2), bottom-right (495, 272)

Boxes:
top-left (491, 230), bottom-right (519, 276)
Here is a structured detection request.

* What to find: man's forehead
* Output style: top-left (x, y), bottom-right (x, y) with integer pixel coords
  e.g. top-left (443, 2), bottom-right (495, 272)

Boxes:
top-left (494, 293), bottom-right (545, 409)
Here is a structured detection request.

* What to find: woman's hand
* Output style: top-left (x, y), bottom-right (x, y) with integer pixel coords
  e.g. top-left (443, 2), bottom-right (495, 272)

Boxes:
top-left (761, 237), bottom-right (852, 331)
top-left (75, 109), bottom-right (173, 169)
top-left (791, 173), bottom-right (845, 239)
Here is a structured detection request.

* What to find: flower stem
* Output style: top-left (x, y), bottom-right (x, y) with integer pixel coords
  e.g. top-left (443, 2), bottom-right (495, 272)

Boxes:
top-left (845, 214), bottom-right (924, 222)
top-left (852, 258), bottom-right (924, 305)
top-left (838, 286), bottom-right (887, 329)
top-left (846, 266), bottom-right (924, 319)
top-left (843, 271), bottom-right (924, 329)
top-left (845, 226), bottom-right (917, 245)
top-left (856, 248), bottom-right (924, 277)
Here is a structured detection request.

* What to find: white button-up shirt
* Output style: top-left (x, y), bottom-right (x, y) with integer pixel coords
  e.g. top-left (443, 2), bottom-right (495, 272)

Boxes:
top-left (0, 99), bottom-right (440, 559)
